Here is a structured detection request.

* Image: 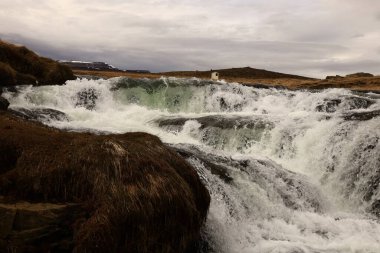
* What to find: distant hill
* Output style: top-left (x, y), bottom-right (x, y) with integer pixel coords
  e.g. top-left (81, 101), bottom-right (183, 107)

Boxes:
top-left (60, 60), bottom-right (150, 74)
top-left (160, 67), bottom-right (314, 80)
top-left (72, 67), bottom-right (379, 92)
top-left (59, 60), bottom-right (121, 71)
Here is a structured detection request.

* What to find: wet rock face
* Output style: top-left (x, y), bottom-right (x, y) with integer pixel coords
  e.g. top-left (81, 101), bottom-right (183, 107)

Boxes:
top-left (0, 113), bottom-right (210, 253)
top-left (172, 144), bottom-right (323, 213)
top-left (345, 96), bottom-right (375, 110)
top-left (316, 96), bottom-right (375, 113)
top-left (9, 107), bottom-right (69, 122)
top-left (343, 110), bottom-right (380, 121)
top-left (75, 88), bottom-right (99, 110)
top-left (158, 116), bottom-right (273, 152)
top-left (316, 99), bottom-right (341, 113)
top-left (0, 96), bottom-right (9, 110)
top-left (173, 146), bottom-right (233, 184)
top-left (158, 115), bottom-right (272, 131)
top-left (370, 200), bottom-right (380, 217)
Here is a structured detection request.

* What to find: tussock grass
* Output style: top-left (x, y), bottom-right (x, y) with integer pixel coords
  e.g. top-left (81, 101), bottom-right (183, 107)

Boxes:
top-left (0, 112), bottom-right (210, 252)
top-left (0, 40), bottom-right (75, 86)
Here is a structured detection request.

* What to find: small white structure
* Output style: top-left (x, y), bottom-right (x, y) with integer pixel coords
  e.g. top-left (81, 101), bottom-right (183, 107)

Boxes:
top-left (211, 72), bottom-right (219, 81)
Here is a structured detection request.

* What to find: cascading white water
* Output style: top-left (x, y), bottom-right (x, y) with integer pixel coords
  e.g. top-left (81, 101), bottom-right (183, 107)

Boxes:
top-left (3, 76), bottom-right (380, 253)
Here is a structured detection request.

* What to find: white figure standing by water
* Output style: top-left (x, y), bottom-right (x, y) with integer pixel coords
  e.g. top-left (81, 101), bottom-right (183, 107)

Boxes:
top-left (211, 71), bottom-right (219, 81)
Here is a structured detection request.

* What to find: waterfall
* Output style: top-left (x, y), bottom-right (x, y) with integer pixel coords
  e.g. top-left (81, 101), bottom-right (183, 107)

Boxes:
top-left (3, 76), bottom-right (380, 252)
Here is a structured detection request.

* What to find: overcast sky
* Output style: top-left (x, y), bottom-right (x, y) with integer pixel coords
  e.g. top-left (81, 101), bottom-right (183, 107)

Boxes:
top-left (1, 0), bottom-right (379, 77)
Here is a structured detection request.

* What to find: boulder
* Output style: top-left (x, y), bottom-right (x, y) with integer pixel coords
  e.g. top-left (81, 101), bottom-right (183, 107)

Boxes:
top-left (75, 88), bottom-right (99, 110)
top-left (0, 112), bottom-right (210, 253)
top-left (343, 109), bottom-right (380, 121)
top-left (157, 115), bottom-right (272, 131)
top-left (0, 40), bottom-right (75, 87)
top-left (0, 96), bottom-right (9, 110)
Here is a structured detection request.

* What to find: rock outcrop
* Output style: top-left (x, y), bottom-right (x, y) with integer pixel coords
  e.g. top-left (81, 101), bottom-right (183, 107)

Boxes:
top-left (346, 72), bottom-right (374, 78)
top-left (0, 40), bottom-right (75, 87)
top-left (8, 107), bottom-right (69, 122)
top-left (0, 112), bottom-right (210, 253)
top-left (161, 67), bottom-right (314, 80)
top-left (0, 96), bottom-right (9, 110)
top-left (325, 75), bottom-right (343, 80)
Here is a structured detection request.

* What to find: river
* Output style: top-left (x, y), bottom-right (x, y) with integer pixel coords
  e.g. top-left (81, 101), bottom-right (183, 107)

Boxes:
top-left (3, 77), bottom-right (380, 253)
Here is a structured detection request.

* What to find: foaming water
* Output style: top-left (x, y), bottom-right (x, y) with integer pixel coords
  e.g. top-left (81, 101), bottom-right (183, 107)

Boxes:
top-left (3, 77), bottom-right (380, 252)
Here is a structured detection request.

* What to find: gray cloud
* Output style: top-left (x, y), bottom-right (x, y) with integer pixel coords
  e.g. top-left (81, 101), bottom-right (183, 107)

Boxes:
top-left (0, 0), bottom-right (379, 78)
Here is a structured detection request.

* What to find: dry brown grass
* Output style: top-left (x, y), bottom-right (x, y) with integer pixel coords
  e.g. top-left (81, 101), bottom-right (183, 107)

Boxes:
top-left (0, 40), bottom-right (75, 86)
top-left (160, 67), bottom-right (314, 80)
top-left (0, 112), bottom-right (210, 253)
top-left (297, 76), bottom-right (380, 91)
top-left (74, 69), bottom-right (380, 92)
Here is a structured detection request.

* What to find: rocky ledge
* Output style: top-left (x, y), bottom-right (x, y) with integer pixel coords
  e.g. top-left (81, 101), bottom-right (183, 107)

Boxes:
top-left (0, 40), bottom-right (75, 87)
top-left (0, 96), bottom-right (9, 110)
top-left (0, 111), bottom-right (210, 253)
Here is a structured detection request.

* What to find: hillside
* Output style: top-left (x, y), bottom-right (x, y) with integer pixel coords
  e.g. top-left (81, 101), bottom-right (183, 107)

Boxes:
top-left (297, 75), bottom-right (380, 92)
top-left (0, 40), bottom-right (75, 87)
top-left (160, 67), bottom-right (314, 80)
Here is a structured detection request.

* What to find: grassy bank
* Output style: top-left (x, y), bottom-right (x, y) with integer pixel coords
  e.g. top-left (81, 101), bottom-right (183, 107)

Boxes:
top-left (73, 68), bottom-right (380, 92)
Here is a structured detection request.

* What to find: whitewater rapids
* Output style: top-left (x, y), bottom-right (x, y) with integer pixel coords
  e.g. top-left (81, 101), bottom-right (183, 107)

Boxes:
top-left (3, 76), bottom-right (380, 253)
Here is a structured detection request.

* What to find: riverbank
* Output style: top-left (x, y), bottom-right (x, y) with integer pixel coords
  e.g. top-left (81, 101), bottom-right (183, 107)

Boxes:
top-left (73, 69), bottom-right (380, 92)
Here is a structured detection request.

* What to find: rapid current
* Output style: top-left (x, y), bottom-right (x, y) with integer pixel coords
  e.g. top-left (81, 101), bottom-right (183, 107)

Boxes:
top-left (3, 77), bottom-right (380, 253)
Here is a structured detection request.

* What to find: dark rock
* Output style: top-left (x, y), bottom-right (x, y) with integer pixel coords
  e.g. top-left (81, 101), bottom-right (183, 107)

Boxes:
top-left (316, 99), bottom-right (341, 113)
top-left (0, 96), bottom-right (9, 110)
top-left (0, 112), bottom-right (210, 253)
top-left (3, 86), bottom-right (17, 93)
top-left (0, 40), bottom-right (75, 87)
top-left (74, 88), bottom-right (98, 110)
top-left (345, 96), bottom-right (375, 110)
top-left (75, 75), bottom-right (103, 80)
top-left (369, 199), bottom-right (380, 217)
top-left (325, 75), bottom-right (343, 80)
top-left (159, 116), bottom-right (273, 151)
top-left (172, 144), bottom-right (323, 213)
top-left (9, 107), bottom-right (69, 122)
top-left (316, 96), bottom-right (375, 113)
top-left (158, 115), bottom-right (272, 131)
top-left (241, 83), bottom-right (287, 90)
top-left (173, 146), bottom-right (233, 183)
top-left (343, 110), bottom-right (380, 121)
